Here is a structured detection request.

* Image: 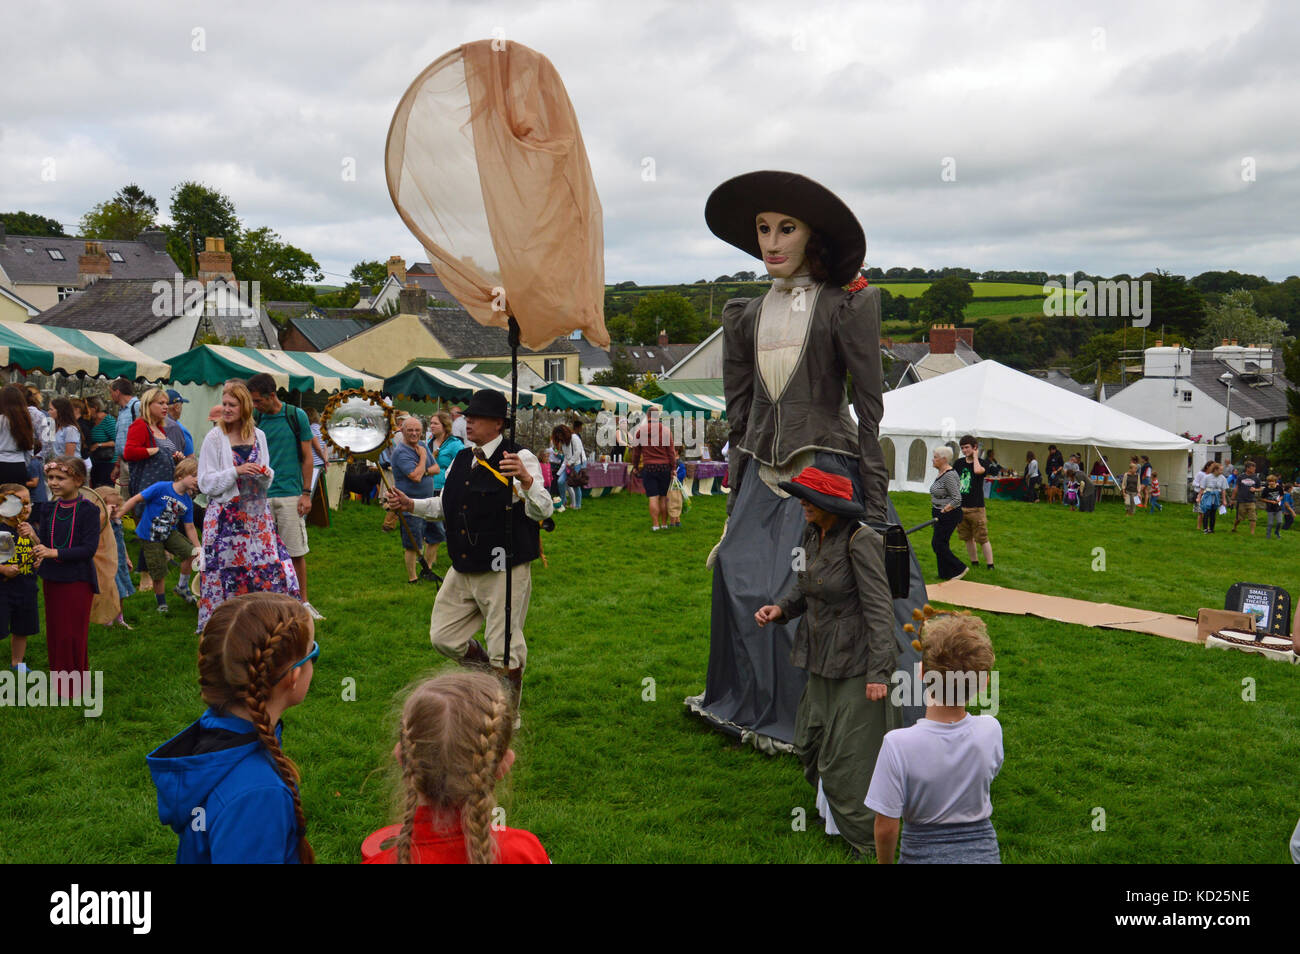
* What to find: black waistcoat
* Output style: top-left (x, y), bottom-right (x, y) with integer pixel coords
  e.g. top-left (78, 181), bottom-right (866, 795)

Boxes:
top-left (440, 439), bottom-right (541, 573)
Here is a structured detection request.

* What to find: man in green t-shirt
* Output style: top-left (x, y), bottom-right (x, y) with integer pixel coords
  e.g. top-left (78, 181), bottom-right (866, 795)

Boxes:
top-left (247, 373), bottom-right (320, 620)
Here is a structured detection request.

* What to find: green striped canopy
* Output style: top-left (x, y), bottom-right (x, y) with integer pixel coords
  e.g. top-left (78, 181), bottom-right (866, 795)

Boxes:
top-left (536, 381), bottom-right (659, 412)
top-left (0, 320), bottom-right (170, 380)
top-left (385, 365), bottom-right (546, 406)
top-left (166, 345), bottom-right (383, 392)
top-left (658, 391), bottom-right (727, 419)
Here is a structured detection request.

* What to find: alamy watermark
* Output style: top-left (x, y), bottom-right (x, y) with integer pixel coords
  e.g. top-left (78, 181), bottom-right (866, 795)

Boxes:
top-left (1043, 276), bottom-right (1151, 327)
top-left (0, 669), bottom-right (103, 717)
top-left (889, 663), bottom-right (999, 716)
top-left (152, 274), bottom-right (262, 327)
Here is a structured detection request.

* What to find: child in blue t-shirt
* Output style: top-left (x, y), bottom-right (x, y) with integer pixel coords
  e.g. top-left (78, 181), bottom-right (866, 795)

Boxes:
top-left (1283, 484), bottom-right (1295, 531)
top-left (120, 458), bottom-right (200, 614)
top-left (0, 484), bottom-right (37, 674)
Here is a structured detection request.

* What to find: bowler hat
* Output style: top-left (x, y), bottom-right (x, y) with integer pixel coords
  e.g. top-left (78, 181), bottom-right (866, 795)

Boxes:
top-left (463, 389), bottom-right (508, 419)
top-left (779, 459), bottom-right (865, 517)
top-left (705, 171), bottom-right (866, 286)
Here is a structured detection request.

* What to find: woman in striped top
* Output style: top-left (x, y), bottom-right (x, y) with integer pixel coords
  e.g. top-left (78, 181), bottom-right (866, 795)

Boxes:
top-left (929, 446), bottom-right (967, 580)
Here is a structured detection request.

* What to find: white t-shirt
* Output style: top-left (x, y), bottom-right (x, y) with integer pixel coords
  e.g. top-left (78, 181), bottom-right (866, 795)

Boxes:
top-left (865, 715), bottom-right (1003, 825)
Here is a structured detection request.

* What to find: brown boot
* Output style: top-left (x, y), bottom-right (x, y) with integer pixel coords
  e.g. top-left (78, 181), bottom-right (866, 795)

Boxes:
top-left (461, 639), bottom-right (491, 668)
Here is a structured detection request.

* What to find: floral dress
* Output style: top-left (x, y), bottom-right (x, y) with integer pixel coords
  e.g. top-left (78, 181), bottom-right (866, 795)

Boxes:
top-left (196, 441), bottom-right (300, 632)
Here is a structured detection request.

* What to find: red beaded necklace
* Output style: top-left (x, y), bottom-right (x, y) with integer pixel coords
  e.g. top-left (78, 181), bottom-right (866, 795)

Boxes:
top-left (46, 499), bottom-right (79, 551)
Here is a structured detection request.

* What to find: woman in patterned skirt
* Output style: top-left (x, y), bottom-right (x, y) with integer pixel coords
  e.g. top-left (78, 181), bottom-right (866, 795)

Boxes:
top-left (195, 381), bottom-right (299, 632)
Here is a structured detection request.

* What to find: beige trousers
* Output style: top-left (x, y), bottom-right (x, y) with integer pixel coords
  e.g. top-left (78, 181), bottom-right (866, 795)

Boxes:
top-left (429, 563), bottom-right (531, 670)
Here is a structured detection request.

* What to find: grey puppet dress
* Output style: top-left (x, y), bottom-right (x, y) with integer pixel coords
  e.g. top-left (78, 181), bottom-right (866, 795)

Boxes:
top-left (693, 272), bottom-right (900, 748)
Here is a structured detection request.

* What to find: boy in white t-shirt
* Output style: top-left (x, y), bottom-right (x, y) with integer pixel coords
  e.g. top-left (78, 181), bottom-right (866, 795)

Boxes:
top-left (867, 612), bottom-right (1003, 863)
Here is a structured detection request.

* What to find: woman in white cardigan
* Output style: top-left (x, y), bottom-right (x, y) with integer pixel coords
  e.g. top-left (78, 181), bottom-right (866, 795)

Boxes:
top-left (195, 381), bottom-right (300, 632)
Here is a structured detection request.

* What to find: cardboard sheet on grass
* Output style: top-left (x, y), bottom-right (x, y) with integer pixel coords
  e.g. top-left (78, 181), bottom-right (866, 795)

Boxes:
top-left (926, 578), bottom-right (1199, 644)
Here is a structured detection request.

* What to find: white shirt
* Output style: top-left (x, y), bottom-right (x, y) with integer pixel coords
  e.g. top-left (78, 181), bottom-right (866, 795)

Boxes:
top-left (865, 715), bottom-right (1003, 825)
top-left (198, 425), bottom-right (274, 505)
top-left (411, 434), bottom-right (552, 523)
top-left (452, 416), bottom-right (468, 440)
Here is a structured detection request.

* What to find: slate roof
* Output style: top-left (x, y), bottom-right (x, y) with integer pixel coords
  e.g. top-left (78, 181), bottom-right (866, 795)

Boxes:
top-left (418, 308), bottom-right (577, 359)
top-left (620, 344), bottom-right (695, 376)
top-left (1038, 368), bottom-right (1097, 399)
top-left (1185, 350), bottom-right (1291, 421)
top-left (0, 234), bottom-right (179, 285)
top-left (574, 337), bottom-right (611, 371)
top-left (287, 316), bottom-right (370, 350)
top-left (406, 272), bottom-right (460, 306)
top-left (30, 278), bottom-right (276, 349)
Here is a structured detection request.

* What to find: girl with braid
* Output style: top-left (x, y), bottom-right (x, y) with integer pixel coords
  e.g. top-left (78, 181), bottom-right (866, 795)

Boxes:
top-left (363, 670), bottom-right (548, 864)
top-left (148, 592), bottom-right (317, 863)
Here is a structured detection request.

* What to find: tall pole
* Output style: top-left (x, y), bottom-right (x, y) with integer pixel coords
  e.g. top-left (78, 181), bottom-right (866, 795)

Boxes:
top-left (503, 315), bottom-right (520, 672)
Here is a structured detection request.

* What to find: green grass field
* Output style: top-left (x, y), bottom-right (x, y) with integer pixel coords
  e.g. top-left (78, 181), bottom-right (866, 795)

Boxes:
top-left (874, 281), bottom-right (1055, 299)
top-left (3, 490), bottom-right (1297, 864)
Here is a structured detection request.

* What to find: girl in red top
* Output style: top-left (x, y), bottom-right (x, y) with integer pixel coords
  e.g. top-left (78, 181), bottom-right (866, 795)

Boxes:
top-left (363, 670), bottom-right (549, 864)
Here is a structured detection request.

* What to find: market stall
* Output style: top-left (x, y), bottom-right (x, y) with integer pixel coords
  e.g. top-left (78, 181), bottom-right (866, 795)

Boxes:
top-left (1, 320), bottom-right (170, 380)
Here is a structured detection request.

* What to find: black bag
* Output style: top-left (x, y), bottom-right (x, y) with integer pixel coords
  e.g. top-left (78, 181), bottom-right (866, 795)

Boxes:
top-left (860, 520), bottom-right (911, 600)
top-left (90, 444), bottom-right (115, 463)
top-left (1225, 582), bottom-right (1292, 638)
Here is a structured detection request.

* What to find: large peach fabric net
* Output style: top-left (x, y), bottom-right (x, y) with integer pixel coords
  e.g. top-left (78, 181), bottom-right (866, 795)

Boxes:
top-left (386, 40), bottom-right (608, 351)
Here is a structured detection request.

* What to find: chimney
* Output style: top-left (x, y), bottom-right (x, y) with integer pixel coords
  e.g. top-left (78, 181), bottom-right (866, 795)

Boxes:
top-left (1230, 339), bottom-right (1239, 347)
top-left (387, 255), bottom-right (407, 286)
top-left (399, 283), bottom-right (427, 315)
top-left (78, 240), bottom-right (112, 287)
top-left (136, 228), bottom-right (167, 252)
top-left (658, 329), bottom-right (669, 346)
top-left (929, 323), bottom-right (958, 355)
top-left (1154, 339), bottom-right (1163, 347)
top-left (197, 237), bottom-right (236, 287)
top-left (1222, 339), bottom-right (1229, 347)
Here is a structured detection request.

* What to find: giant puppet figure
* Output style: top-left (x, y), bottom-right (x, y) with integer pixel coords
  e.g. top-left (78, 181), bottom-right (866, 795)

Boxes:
top-left (691, 174), bottom-right (919, 828)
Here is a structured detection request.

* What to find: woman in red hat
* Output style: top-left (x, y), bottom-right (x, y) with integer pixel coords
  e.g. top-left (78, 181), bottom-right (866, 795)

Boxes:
top-left (754, 459), bottom-right (899, 857)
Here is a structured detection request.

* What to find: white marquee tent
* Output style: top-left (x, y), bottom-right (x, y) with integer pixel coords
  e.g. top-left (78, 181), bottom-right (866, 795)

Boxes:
top-left (878, 361), bottom-right (1194, 500)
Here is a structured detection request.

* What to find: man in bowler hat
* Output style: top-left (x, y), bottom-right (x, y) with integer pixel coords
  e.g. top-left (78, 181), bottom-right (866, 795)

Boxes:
top-left (385, 389), bottom-right (553, 705)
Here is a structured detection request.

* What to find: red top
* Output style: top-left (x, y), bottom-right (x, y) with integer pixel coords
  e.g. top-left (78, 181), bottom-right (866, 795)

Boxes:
top-left (123, 416), bottom-right (162, 462)
top-left (362, 807), bottom-right (550, 864)
top-left (629, 421), bottom-right (677, 469)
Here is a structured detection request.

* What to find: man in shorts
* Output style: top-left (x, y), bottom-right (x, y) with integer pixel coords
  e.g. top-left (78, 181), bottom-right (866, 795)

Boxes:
top-left (630, 407), bottom-right (678, 531)
top-left (246, 373), bottom-right (321, 619)
top-left (1231, 460), bottom-right (1259, 535)
top-left (953, 435), bottom-right (994, 570)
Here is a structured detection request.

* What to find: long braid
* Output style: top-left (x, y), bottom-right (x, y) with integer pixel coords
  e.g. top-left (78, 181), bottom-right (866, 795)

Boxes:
top-left (395, 722), bottom-right (420, 864)
top-left (198, 593), bottom-right (315, 865)
top-left (460, 684), bottom-right (509, 864)
top-left (243, 616), bottom-right (315, 864)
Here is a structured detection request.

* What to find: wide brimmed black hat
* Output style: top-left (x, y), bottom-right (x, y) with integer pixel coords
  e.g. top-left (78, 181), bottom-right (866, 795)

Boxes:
top-left (463, 389), bottom-right (508, 419)
top-left (779, 459), bottom-right (865, 517)
top-left (705, 171), bottom-right (865, 286)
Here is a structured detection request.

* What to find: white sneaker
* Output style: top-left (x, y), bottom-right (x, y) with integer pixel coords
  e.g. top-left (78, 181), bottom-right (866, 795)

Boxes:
top-left (303, 602), bottom-right (325, 621)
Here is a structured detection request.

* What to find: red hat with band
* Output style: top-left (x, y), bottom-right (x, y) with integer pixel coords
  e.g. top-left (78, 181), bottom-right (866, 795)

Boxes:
top-left (778, 459), bottom-right (864, 517)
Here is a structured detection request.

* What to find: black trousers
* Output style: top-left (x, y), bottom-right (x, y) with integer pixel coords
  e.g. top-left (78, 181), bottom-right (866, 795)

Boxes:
top-left (931, 506), bottom-right (967, 579)
top-left (1204, 505), bottom-right (1218, 532)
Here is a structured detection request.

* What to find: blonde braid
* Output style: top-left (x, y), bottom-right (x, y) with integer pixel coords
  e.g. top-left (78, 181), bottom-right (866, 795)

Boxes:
top-left (243, 616), bottom-right (315, 864)
top-left (395, 723), bottom-right (420, 864)
top-left (459, 684), bottom-right (509, 864)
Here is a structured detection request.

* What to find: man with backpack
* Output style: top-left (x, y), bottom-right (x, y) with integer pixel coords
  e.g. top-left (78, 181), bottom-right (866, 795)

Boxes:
top-left (246, 373), bottom-right (321, 620)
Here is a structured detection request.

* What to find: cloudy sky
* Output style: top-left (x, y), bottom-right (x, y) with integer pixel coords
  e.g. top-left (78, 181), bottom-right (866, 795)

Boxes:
top-left (3, 0), bottom-right (1297, 285)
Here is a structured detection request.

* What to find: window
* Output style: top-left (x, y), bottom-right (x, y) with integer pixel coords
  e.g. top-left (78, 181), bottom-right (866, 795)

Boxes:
top-left (907, 439), bottom-right (928, 482)
top-left (1181, 390), bottom-right (1192, 403)
top-left (544, 358), bottom-right (565, 382)
top-left (46, 249), bottom-right (65, 261)
top-left (57, 286), bottom-right (77, 301)
top-left (107, 250), bottom-right (124, 263)
top-left (881, 438), bottom-right (896, 481)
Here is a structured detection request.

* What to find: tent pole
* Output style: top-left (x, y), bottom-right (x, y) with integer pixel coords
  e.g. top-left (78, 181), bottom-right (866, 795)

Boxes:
top-left (503, 315), bottom-right (520, 675)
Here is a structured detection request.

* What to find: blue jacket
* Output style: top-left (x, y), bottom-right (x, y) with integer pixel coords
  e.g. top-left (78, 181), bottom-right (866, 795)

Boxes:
top-left (147, 709), bottom-right (302, 864)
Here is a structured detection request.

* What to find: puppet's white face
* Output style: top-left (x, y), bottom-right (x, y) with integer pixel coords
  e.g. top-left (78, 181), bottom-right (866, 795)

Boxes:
top-left (755, 211), bottom-right (811, 279)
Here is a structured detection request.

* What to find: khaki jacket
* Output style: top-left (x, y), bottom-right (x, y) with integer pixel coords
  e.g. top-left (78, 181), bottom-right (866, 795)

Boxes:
top-left (777, 518), bottom-right (898, 682)
top-left (722, 284), bottom-right (889, 521)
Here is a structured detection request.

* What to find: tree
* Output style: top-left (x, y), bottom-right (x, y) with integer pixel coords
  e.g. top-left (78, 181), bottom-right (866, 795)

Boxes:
top-left (1141, 270), bottom-right (1206, 339)
top-left (1196, 289), bottom-right (1286, 349)
top-left (605, 314), bottom-right (635, 343)
top-left (350, 260), bottom-right (389, 290)
top-left (915, 276), bottom-right (973, 327)
top-left (630, 291), bottom-right (703, 343)
top-left (591, 349), bottom-right (638, 390)
top-left (0, 211), bottom-right (67, 237)
top-left (79, 184), bottom-right (159, 240)
top-left (637, 374), bottom-right (665, 400)
top-left (232, 226), bottom-right (323, 301)
top-left (169, 181), bottom-right (241, 274)
top-left (1253, 276), bottom-right (1300, 335)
